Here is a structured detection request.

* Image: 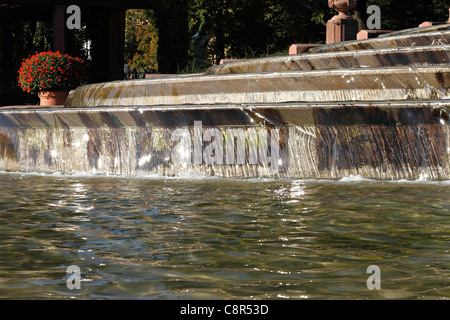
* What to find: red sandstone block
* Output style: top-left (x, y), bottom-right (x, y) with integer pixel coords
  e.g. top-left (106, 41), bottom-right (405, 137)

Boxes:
top-left (356, 30), bottom-right (395, 40)
top-left (0, 105), bottom-right (62, 109)
top-left (289, 44), bottom-right (322, 55)
top-left (418, 21), bottom-right (450, 27)
top-left (419, 21), bottom-right (434, 28)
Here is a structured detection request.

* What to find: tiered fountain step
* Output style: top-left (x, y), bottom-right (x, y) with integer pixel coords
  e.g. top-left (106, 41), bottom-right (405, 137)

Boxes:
top-left (0, 25), bottom-right (448, 180)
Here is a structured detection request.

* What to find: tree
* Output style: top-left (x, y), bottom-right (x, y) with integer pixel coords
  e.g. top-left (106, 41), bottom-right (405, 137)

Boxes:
top-left (188, 0), bottom-right (330, 65)
top-left (132, 22), bottom-right (159, 76)
top-left (264, 0), bottom-right (330, 50)
top-left (125, 9), bottom-right (158, 78)
top-left (0, 19), bottom-right (54, 104)
top-left (364, 0), bottom-right (449, 30)
top-left (189, 0), bottom-right (228, 64)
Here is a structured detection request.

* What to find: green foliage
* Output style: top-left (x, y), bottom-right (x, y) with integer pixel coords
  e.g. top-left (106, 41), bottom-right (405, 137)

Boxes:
top-left (2, 0), bottom-right (450, 104)
top-left (125, 9), bottom-right (158, 77)
top-left (132, 23), bottom-right (159, 75)
top-left (366, 0), bottom-right (449, 30)
top-left (188, 0), bottom-right (330, 65)
top-left (0, 20), bottom-right (54, 104)
top-left (185, 0), bottom-right (450, 67)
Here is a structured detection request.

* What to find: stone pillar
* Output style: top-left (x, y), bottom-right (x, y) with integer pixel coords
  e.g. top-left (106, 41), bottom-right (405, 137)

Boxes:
top-left (0, 22), bottom-right (12, 93)
top-left (108, 9), bottom-right (126, 81)
top-left (52, 5), bottom-right (66, 53)
top-left (326, 0), bottom-right (358, 44)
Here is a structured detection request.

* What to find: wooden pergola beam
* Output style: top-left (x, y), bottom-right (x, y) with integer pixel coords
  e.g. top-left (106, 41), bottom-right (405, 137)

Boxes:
top-left (52, 5), bottom-right (65, 53)
top-left (0, 1), bottom-right (154, 9)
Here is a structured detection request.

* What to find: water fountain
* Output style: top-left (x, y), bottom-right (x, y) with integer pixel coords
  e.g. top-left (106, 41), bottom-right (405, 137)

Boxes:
top-left (0, 6), bottom-right (449, 180)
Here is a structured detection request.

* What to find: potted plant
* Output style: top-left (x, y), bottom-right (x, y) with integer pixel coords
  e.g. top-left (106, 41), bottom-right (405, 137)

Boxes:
top-left (18, 51), bottom-right (87, 106)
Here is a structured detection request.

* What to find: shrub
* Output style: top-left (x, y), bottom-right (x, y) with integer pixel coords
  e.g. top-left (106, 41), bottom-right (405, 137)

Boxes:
top-left (18, 51), bottom-right (87, 94)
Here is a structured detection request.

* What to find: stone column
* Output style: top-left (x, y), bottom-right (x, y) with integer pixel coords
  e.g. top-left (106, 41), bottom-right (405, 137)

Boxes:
top-left (326, 0), bottom-right (358, 44)
top-left (0, 22), bottom-right (12, 93)
top-left (108, 9), bottom-right (126, 81)
top-left (52, 5), bottom-right (66, 53)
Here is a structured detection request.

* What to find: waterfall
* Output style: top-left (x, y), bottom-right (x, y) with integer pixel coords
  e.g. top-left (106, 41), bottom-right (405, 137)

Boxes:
top-left (0, 25), bottom-right (449, 180)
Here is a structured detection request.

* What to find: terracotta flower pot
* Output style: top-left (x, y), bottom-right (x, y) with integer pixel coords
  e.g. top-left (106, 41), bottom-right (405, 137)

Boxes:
top-left (38, 90), bottom-right (69, 106)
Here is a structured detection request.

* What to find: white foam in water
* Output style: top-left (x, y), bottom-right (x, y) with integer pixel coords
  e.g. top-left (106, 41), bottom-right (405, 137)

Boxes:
top-left (394, 177), bottom-right (450, 185)
top-left (0, 170), bottom-right (160, 180)
top-left (0, 169), bottom-right (225, 182)
top-left (337, 174), bottom-right (450, 185)
top-left (163, 169), bottom-right (223, 181)
top-left (338, 175), bottom-right (374, 182)
top-left (0, 170), bottom-right (449, 185)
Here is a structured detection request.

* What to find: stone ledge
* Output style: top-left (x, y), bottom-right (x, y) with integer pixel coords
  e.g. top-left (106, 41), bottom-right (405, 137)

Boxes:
top-left (219, 59), bottom-right (246, 65)
top-left (289, 44), bottom-right (322, 55)
top-left (357, 30), bottom-right (396, 40)
top-left (419, 21), bottom-right (449, 28)
top-left (145, 74), bottom-right (177, 79)
top-left (0, 105), bottom-right (64, 109)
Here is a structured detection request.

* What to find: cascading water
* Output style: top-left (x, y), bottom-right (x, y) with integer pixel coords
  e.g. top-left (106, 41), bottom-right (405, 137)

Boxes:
top-left (0, 25), bottom-right (449, 180)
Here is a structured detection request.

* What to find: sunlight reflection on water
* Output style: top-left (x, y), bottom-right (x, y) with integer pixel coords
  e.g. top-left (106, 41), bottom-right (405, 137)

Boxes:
top-left (0, 171), bottom-right (448, 299)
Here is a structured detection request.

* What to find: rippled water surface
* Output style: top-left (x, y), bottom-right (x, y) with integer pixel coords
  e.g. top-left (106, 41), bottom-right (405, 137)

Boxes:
top-left (0, 172), bottom-right (448, 300)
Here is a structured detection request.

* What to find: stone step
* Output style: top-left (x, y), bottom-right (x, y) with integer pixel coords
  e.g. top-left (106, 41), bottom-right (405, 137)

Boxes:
top-left (66, 65), bottom-right (450, 107)
top-left (311, 28), bottom-right (450, 53)
top-left (1, 100), bottom-right (448, 128)
top-left (207, 46), bottom-right (450, 75)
